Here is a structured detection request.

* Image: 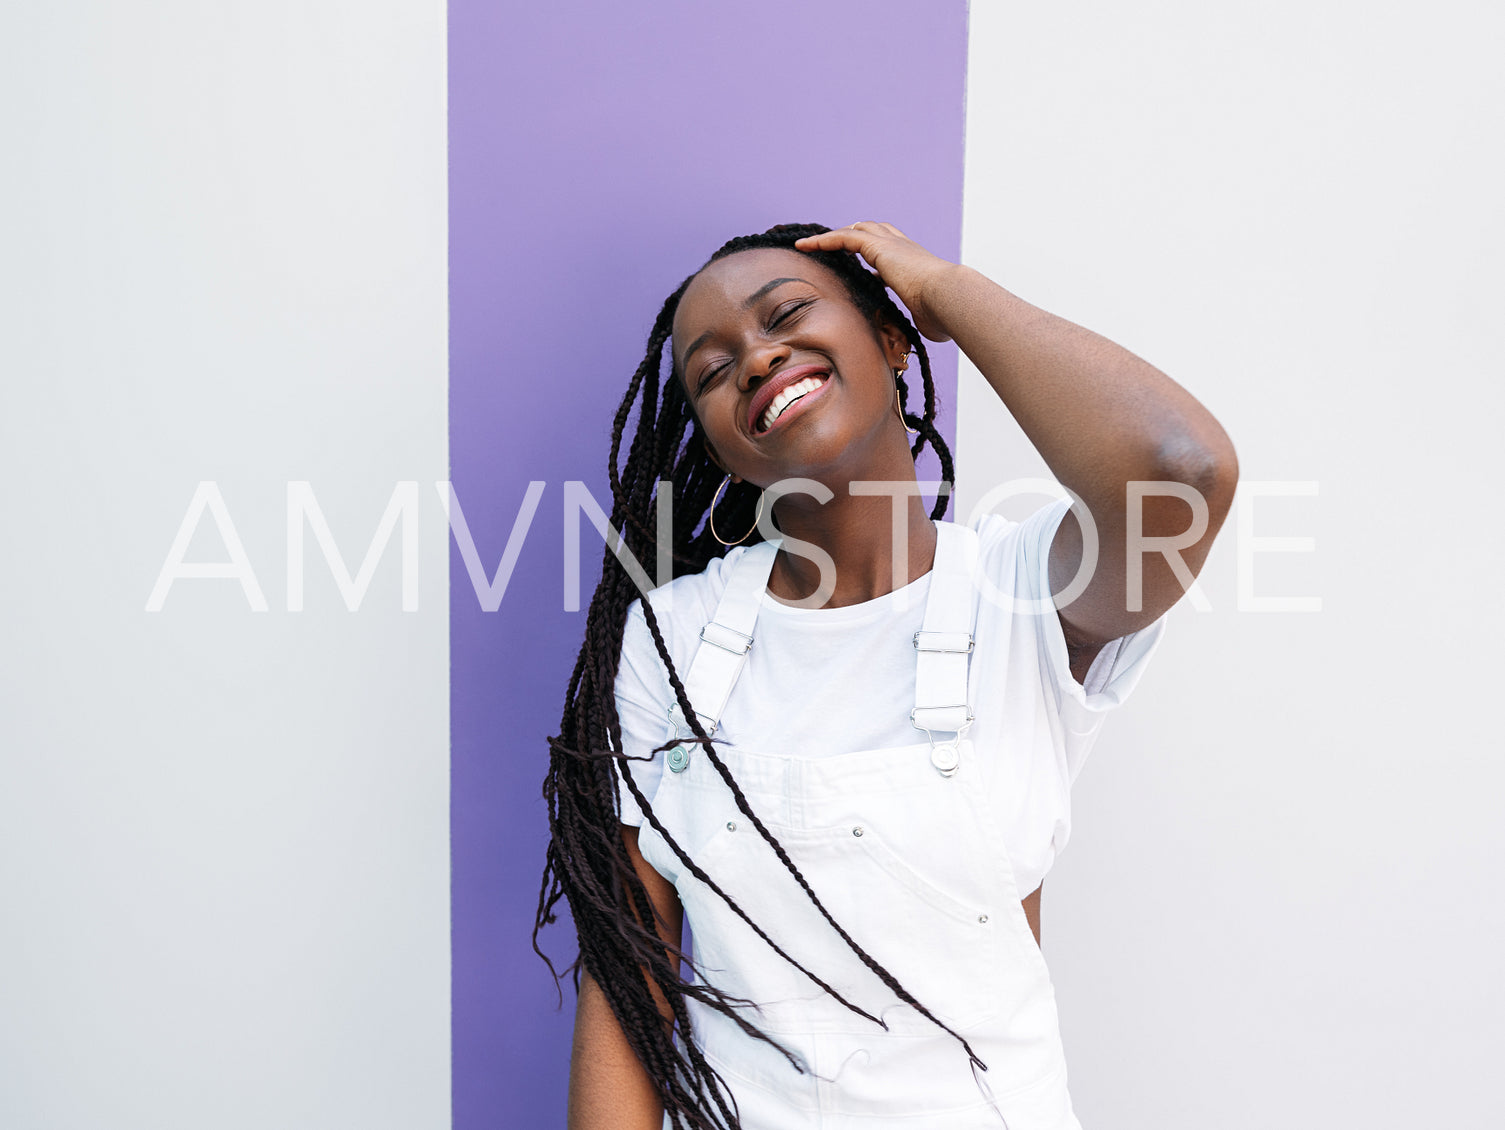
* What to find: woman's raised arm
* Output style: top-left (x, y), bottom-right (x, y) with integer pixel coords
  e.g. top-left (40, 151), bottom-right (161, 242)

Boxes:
top-left (796, 223), bottom-right (1238, 667)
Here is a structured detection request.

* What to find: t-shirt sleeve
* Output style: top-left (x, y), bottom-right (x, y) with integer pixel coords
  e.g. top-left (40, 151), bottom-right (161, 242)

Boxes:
top-left (1015, 497), bottom-right (1170, 784)
top-left (611, 600), bottom-right (673, 827)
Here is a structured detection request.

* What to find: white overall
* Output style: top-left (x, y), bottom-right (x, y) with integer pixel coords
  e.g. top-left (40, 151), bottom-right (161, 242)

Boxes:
top-left (636, 522), bottom-right (1083, 1129)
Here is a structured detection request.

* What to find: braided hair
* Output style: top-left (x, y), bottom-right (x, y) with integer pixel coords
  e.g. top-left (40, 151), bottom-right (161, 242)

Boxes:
top-left (534, 223), bottom-right (972, 1129)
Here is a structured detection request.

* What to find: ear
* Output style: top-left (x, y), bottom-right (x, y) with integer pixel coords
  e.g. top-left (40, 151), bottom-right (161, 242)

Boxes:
top-left (877, 319), bottom-right (911, 371)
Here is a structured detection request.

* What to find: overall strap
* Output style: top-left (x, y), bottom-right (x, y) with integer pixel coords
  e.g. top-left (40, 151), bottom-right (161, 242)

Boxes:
top-left (668, 539), bottom-right (780, 749)
top-left (911, 522), bottom-right (982, 738)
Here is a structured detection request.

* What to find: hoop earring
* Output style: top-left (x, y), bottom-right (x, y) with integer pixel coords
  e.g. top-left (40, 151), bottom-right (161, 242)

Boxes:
top-left (893, 384), bottom-right (920, 437)
top-left (709, 473), bottom-right (765, 546)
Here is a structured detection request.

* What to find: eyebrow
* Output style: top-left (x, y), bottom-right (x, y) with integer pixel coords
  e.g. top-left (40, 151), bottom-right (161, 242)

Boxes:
top-left (742, 276), bottom-right (808, 309)
top-left (678, 277), bottom-right (811, 378)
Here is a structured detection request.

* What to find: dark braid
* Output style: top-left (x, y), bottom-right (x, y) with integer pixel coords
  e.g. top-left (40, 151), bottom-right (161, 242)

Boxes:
top-left (534, 224), bottom-right (969, 1129)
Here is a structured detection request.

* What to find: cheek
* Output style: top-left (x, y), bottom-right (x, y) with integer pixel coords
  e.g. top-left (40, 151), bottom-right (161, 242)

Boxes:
top-left (692, 387), bottom-right (745, 445)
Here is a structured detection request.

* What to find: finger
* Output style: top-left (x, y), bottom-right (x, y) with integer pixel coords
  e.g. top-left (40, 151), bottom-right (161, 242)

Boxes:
top-left (797, 221), bottom-right (887, 247)
top-left (792, 228), bottom-right (874, 253)
top-left (793, 222), bottom-right (908, 255)
top-left (847, 220), bottom-right (902, 238)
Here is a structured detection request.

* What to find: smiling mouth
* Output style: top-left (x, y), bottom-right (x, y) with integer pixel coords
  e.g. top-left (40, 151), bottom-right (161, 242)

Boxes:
top-left (756, 373), bottom-right (829, 434)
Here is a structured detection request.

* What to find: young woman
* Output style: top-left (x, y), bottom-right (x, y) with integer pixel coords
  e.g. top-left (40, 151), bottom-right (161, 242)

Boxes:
top-left (536, 222), bottom-right (1238, 1129)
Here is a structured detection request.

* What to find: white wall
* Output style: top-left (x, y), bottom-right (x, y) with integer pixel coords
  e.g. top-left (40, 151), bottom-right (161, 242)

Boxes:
top-left (958, 2), bottom-right (1503, 1126)
top-left (0, 4), bottom-right (450, 1128)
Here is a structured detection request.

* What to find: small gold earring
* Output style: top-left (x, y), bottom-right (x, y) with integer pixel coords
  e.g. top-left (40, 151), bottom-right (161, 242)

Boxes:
top-left (708, 473), bottom-right (765, 546)
top-left (893, 388), bottom-right (920, 437)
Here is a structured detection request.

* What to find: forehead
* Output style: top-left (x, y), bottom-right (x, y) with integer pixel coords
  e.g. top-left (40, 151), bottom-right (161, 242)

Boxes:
top-left (673, 248), bottom-right (847, 342)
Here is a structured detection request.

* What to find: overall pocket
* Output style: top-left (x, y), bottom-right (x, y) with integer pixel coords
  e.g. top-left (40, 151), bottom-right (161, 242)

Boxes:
top-left (680, 815), bottom-right (1004, 1039)
top-left (806, 820), bottom-right (1002, 1034)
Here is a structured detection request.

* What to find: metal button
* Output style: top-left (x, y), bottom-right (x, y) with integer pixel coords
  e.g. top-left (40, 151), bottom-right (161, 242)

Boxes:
top-left (978, 914), bottom-right (989, 924)
top-left (726, 821), bottom-right (737, 832)
top-left (852, 826), bottom-right (864, 837)
top-left (666, 744), bottom-right (690, 773)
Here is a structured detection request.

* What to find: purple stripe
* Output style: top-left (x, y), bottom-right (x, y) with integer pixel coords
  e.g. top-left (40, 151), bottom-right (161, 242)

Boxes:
top-left (449, 3), bottom-right (968, 1123)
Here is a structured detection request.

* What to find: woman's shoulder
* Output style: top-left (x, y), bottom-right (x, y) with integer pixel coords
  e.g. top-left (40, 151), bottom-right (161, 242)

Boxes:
top-left (956, 509), bottom-right (1020, 551)
top-left (957, 498), bottom-right (1070, 546)
top-left (625, 545), bottom-right (752, 641)
top-left (951, 497), bottom-right (1076, 596)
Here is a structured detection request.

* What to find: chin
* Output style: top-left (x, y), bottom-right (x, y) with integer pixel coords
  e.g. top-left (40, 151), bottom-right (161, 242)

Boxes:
top-left (757, 429), bottom-right (873, 487)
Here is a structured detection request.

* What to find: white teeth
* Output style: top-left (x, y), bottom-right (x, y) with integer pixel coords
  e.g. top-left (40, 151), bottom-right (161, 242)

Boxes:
top-left (759, 376), bottom-right (825, 431)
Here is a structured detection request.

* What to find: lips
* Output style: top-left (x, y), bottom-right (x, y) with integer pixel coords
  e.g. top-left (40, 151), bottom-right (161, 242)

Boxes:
top-left (747, 363), bottom-right (831, 435)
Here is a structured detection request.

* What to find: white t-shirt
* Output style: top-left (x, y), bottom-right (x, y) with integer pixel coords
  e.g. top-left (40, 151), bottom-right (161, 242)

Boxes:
top-left (612, 498), bottom-right (1169, 896)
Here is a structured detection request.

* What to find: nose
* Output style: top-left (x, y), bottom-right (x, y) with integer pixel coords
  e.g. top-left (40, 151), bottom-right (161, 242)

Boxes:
top-left (737, 338), bottom-right (791, 393)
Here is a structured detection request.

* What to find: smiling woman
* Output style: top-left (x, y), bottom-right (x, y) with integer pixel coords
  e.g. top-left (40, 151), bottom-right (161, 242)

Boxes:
top-left (535, 222), bottom-right (1237, 1130)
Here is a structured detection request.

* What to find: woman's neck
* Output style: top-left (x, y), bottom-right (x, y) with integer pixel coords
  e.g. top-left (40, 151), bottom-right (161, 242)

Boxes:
top-left (765, 487), bottom-right (939, 608)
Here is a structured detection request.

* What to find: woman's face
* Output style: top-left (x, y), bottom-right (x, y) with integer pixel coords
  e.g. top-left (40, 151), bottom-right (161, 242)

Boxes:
top-left (672, 248), bottom-right (909, 488)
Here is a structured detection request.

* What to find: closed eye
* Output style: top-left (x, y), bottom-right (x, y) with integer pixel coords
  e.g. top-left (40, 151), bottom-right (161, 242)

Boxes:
top-left (695, 360), bottom-right (729, 396)
top-left (769, 299), bottom-right (812, 329)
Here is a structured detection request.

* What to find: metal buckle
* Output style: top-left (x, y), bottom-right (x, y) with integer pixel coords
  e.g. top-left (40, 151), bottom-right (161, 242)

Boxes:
top-left (913, 631), bottom-right (973, 654)
top-left (668, 704), bottom-right (718, 739)
top-left (666, 705), bottom-right (717, 770)
top-left (909, 706), bottom-right (975, 728)
top-left (909, 707), bottom-right (975, 779)
top-left (700, 622), bottom-right (754, 655)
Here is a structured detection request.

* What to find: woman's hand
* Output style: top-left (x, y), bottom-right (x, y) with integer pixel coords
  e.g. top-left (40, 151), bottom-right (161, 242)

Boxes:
top-left (794, 222), bottom-right (957, 342)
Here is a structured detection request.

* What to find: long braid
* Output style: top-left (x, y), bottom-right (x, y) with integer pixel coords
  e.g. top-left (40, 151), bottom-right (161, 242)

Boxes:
top-left (534, 224), bottom-right (971, 1129)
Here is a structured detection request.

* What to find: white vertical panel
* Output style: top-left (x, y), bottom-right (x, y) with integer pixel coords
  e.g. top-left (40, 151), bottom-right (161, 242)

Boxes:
top-left (0, 4), bottom-right (450, 1128)
top-left (958, 2), bottom-right (1503, 1126)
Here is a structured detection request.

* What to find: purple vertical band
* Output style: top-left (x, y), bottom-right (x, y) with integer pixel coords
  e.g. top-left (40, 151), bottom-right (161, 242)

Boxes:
top-left (449, 3), bottom-right (968, 1123)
